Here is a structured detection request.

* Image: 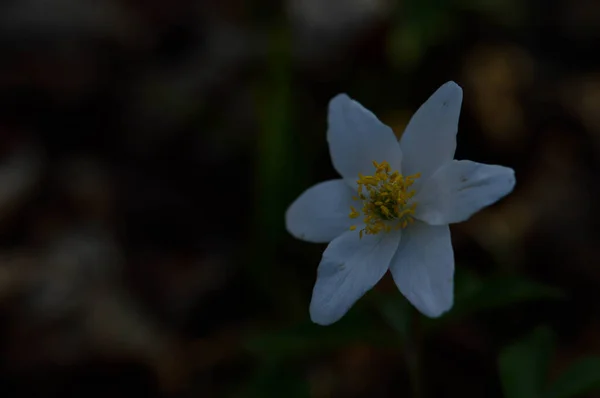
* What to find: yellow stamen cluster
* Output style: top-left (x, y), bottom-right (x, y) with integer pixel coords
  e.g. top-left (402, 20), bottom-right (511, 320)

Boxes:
top-left (349, 161), bottom-right (420, 238)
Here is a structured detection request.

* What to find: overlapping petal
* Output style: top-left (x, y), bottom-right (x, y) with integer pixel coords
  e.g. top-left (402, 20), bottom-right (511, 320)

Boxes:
top-left (285, 179), bottom-right (357, 243)
top-left (414, 160), bottom-right (516, 225)
top-left (399, 81), bottom-right (463, 180)
top-left (389, 222), bottom-right (454, 317)
top-left (309, 229), bottom-right (400, 325)
top-left (328, 94), bottom-right (402, 188)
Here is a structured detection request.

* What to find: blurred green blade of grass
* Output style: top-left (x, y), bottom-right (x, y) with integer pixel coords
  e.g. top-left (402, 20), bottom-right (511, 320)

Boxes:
top-left (543, 357), bottom-right (600, 398)
top-left (498, 326), bottom-right (556, 398)
top-left (255, 30), bottom-right (293, 244)
top-left (249, 26), bottom-right (308, 318)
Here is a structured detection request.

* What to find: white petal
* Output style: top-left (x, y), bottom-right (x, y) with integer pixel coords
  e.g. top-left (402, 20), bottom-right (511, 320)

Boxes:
top-left (415, 160), bottom-right (516, 225)
top-left (327, 94), bottom-right (402, 187)
top-left (390, 221), bottom-right (454, 317)
top-left (310, 229), bottom-right (400, 325)
top-left (286, 179), bottom-right (357, 243)
top-left (399, 81), bottom-right (463, 179)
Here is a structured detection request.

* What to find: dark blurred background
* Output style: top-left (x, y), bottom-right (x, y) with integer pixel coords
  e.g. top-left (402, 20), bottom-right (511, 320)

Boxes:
top-left (1, 0), bottom-right (600, 397)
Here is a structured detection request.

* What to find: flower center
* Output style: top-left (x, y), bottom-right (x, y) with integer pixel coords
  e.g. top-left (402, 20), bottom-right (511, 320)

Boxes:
top-left (349, 161), bottom-right (420, 238)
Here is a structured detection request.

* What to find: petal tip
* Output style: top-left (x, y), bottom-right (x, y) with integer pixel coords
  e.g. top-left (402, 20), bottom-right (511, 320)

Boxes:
top-left (444, 80), bottom-right (462, 90)
top-left (329, 93), bottom-right (351, 108)
top-left (418, 296), bottom-right (454, 318)
top-left (497, 165), bottom-right (517, 195)
top-left (437, 81), bottom-right (463, 103)
top-left (283, 204), bottom-right (297, 236)
top-left (327, 93), bottom-right (353, 128)
top-left (424, 308), bottom-right (450, 318)
top-left (284, 198), bottom-right (314, 242)
top-left (508, 167), bottom-right (516, 183)
top-left (309, 305), bottom-right (338, 326)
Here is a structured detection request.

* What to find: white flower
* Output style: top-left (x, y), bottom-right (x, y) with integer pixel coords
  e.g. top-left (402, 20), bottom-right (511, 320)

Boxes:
top-left (285, 81), bottom-right (516, 325)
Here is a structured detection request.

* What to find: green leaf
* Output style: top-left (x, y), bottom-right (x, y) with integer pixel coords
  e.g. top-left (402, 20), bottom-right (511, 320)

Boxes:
top-left (464, 276), bottom-right (564, 311)
top-left (430, 274), bottom-right (564, 328)
top-left (544, 357), bottom-right (600, 398)
top-left (423, 272), bottom-right (565, 332)
top-left (498, 326), bottom-right (556, 398)
top-left (244, 308), bottom-right (398, 360)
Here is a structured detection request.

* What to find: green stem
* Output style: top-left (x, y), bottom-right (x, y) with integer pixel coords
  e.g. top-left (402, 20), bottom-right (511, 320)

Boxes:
top-left (405, 310), bottom-right (423, 398)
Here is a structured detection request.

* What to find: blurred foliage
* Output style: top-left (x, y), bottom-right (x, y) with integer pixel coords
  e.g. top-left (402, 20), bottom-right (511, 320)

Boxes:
top-left (545, 357), bottom-right (600, 398)
top-left (1, 0), bottom-right (600, 397)
top-left (499, 326), bottom-right (556, 398)
top-left (499, 327), bottom-right (600, 398)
